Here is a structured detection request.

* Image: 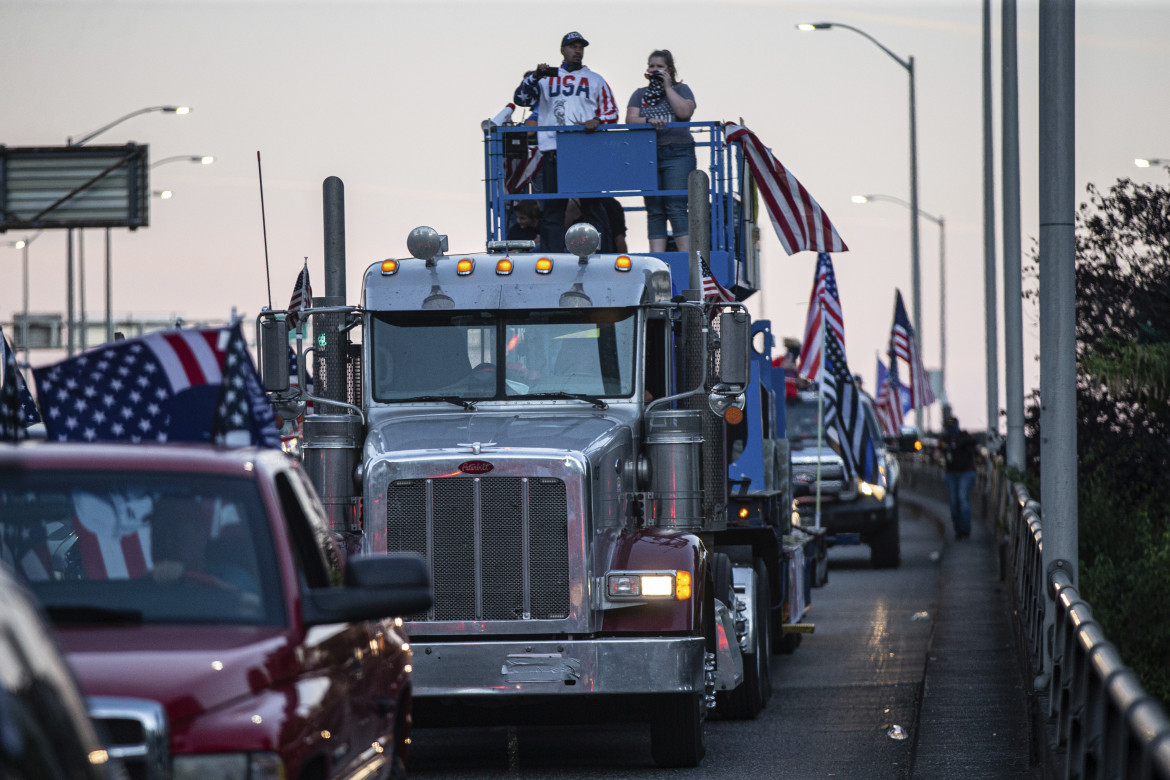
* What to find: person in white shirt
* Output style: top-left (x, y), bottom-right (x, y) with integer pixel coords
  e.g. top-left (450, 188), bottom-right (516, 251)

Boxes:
top-left (514, 31), bottom-right (619, 252)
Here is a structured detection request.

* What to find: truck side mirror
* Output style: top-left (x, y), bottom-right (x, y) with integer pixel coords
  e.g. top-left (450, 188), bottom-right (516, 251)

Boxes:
top-left (718, 311), bottom-right (751, 387)
top-left (259, 316), bottom-right (290, 392)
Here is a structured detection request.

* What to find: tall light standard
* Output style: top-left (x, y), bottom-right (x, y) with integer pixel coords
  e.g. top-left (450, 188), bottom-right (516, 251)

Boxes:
top-left (3, 232), bottom-right (42, 365)
top-left (852, 194), bottom-right (946, 412)
top-left (798, 21), bottom-right (923, 427)
top-left (1135, 157), bottom-right (1169, 169)
top-left (66, 105), bottom-right (191, 353)
top-left (88, 154), bottom-right (216, 343)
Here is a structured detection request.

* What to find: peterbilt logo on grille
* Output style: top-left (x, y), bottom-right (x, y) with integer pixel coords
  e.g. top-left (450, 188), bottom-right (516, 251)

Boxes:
top-left (459, 460), bottom-right (494, 475)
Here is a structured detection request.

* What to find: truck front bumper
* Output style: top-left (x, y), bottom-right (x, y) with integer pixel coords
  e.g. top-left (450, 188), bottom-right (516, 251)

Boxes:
top-left (409, 636), bottom-right (706, 698)
top-left (798, 494), bottom-right (894, 534)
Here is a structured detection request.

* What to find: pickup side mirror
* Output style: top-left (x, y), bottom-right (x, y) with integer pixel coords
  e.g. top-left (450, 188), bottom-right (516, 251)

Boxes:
top-left (302, 552), bottom-right (433, 626)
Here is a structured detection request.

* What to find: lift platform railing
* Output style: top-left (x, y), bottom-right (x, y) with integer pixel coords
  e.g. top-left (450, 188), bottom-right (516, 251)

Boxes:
top-left (482, 121), bottom-right (759, 299)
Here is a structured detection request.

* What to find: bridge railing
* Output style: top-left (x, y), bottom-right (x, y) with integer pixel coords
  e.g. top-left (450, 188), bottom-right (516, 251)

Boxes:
top-left (905, 455), bottom-right (1170, 779)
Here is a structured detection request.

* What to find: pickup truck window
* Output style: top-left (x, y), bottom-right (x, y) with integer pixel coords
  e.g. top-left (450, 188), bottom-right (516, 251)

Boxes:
top-left (370, 307), bottom-right (637, 401)
top-left (0, 471), bottom-right (284, 626)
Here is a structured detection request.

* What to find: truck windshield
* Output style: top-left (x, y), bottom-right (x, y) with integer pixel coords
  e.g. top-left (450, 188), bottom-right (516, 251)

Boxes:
top-left (0, 471), bottom-right (284, 626)
top-left (785, 398), bottom-right (826, 443)
top-left (370, 308), bottom-right (637, 401)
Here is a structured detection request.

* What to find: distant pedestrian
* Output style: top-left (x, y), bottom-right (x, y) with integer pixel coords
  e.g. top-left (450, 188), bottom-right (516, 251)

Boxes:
top-left (939, 415), bottom-right (977, 539)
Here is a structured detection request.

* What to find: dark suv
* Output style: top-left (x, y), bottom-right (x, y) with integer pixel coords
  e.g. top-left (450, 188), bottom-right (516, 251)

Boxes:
top-left (786, 390), bottom-right (900, 568)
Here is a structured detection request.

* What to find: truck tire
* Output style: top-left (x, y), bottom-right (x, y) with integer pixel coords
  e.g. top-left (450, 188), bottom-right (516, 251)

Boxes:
top-left (869, 511), bottom-right (901, 569)
top-left (716, 562), bottom-right (770, 719)
top-left (650, 692), bottom-right (706, 767)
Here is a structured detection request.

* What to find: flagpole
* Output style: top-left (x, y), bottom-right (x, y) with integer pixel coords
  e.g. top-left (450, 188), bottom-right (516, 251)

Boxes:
top-left (815, 301), bottom-right (825, 531)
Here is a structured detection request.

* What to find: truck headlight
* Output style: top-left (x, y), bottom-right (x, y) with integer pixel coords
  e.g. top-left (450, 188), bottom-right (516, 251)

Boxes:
top-left (606, 571), bottom-right (689, 601)
top-left (173, 752), bottom-right (284, 780)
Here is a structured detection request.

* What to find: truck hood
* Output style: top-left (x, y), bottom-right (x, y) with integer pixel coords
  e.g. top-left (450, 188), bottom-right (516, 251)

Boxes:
top-left (368, 410), bottom-right (626, 455)
top-left (56, 624), bottom-right (293, 726)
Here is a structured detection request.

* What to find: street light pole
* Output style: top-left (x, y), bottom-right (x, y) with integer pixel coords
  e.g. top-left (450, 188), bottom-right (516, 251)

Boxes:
top-left (798, 21), bottom-right (923, 428)
top-left (851, 194), bottom-right (946, 408)
top-left (4, 233), bottom-right (40, 365)
top-left (66, 105), bottom-right (191, 353)
top-left (1135, 157), bottom-right (1169, 168)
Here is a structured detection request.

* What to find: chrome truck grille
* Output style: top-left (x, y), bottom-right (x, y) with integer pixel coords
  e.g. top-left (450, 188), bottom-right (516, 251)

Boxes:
top-left (88, 696), bottom-right (169, 780)
top-left (387, 477), bottom-right (570, 622)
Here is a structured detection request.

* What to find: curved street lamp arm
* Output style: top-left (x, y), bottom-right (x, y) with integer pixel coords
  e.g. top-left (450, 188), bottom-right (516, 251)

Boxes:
top-left (70, 105), bottom-right (189, 147)
top-left (854, 193), bottom-right (942, 225)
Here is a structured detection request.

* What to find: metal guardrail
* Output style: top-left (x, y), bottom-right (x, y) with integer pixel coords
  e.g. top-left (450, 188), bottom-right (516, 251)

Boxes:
top-left (984, 463), bottom-right (1170, 780)
top-left (901, 453), bottom-right (1170, 779)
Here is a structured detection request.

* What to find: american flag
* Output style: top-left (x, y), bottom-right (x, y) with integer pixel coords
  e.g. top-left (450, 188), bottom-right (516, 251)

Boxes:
top-left (701, 256), bottom-right (736, 305)
top-left (33, 326), bottom-right (278, 446)
top-left (822, 328), bottom-right (876, 482)
top-left (1, 328), bottom-right (41, 441)
top-left (287, 263), bottom-right (312, 330)
top-left (890, 290), bottom-right (935, 409)
top-left (210, 322), bottom-right (281, 448)
top-left (797, 253), bottom-right (845, 383)
top-left (874, 356), bottom-right (905, 438)
top-left (724, 123), bottom-right (848, 255)
top-left (505, 147), bottom-right (544, 194)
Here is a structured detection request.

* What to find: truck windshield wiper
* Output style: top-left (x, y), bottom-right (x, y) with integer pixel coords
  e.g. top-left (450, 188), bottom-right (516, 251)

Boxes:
top-left (45, 605), bottom-right (144, 624)
top-left (523, 392), bottom-right (608, 410)
top-left (392, 396), bottom-right (477, 410)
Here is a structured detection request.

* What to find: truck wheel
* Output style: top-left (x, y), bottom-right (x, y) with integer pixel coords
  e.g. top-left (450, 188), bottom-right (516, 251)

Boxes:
top-left (650, 692), bottom-right (706, 767)
top-left (716, 563), bottom-right (769, 719)
top-left (869, 513), bottom-right (901, 569)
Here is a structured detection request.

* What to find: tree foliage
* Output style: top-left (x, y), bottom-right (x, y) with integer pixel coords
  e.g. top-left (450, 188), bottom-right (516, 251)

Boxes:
top-left (1024, 174), bottom-right (1170, 703)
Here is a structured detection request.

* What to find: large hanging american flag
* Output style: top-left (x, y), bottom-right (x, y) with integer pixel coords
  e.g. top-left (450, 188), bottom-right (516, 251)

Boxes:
top-left (1, 328), bottom-right (40, 441)
top-left (724, 123), bottom-right (848, 255)
top-left (874, 356), bottom-right (905, 438)
top-left (890, 290), bottom-right (935, 409)
top-left (34, 326), bottom-right (278, 447)
top-left (798, 253), bottom-right (845, 383)
top-left (822, 328), bottom-right (877, 482)
top-left (286, 263), bottom-right (312, 330)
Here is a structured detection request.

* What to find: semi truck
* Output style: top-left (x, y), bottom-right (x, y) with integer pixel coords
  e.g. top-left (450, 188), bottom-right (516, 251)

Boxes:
top-left (258, 120), bottom-right (827, 767)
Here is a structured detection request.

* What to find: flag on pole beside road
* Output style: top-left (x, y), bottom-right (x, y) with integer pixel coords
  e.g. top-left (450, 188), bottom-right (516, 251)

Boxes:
top-left (34, 326), bottom-right (279, 447)
top-left (798, 253), bottom-right (845, 383)
top-left (1, 328), bottom-right (40, 441)
top-left (723, 123), bottom-right (848, 255)
top-left (286, 262), bottom-right (312, 330)
top-left (890, 290), bottom-right (935, 409)
top-left (821, 328), bottom-right (877, 482)
top-left (874, 356), bottom-right (905, 438)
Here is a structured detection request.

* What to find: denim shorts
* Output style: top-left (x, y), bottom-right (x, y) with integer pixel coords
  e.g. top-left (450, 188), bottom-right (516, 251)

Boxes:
top-left (645, 143), bottom-right (697, 240)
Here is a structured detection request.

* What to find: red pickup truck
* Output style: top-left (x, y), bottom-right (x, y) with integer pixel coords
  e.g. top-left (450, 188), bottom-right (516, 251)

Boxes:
top-left (0, 443), bottom-right (431, 780)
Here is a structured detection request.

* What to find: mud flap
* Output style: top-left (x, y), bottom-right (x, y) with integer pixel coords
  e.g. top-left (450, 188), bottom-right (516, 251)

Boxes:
top-left (712, 599), bottom-right (744, 691)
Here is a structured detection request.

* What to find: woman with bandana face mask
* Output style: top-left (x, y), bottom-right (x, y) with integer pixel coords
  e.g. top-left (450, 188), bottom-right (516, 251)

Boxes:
top-left (625, 50), bottom-right (697, 253)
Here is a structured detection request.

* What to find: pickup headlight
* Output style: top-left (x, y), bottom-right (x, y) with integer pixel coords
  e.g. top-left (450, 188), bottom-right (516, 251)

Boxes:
top-left (173, 752), bottom-right (284, 780)
top-left (858, 480), bottom-right (886, 502)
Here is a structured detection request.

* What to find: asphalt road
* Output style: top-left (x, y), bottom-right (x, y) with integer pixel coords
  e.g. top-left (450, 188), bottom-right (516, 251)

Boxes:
top-left (406, 503), bottom-right (946, 779)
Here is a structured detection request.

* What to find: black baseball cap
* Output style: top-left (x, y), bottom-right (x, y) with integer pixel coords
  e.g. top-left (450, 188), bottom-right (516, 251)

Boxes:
top-left (561, 31), bottom-right (589, 47)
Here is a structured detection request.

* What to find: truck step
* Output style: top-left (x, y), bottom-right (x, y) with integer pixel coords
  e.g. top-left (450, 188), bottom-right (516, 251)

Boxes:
top-left (782, 623), bottom-right (815, 635)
